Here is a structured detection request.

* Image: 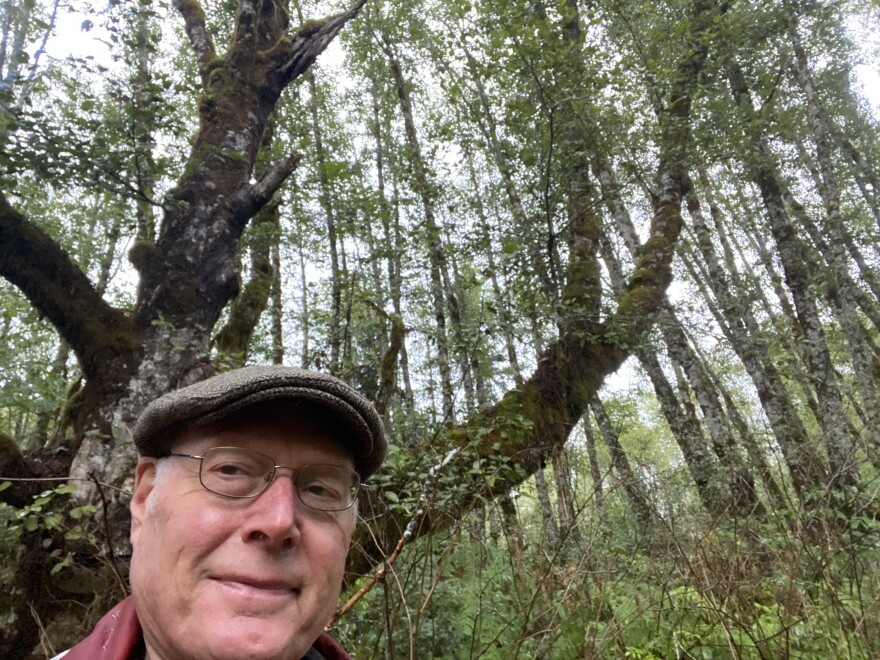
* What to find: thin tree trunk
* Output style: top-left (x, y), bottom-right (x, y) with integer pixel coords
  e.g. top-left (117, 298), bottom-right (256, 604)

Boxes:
top-left (838, 136), bottom-right (880, 231)
top-left (727, 58), bottom-right (859, 487)
top-left (133, 0), bottom-right (157, 243)
top-left (552, 444), bottom-right (581, 545)
top-left (296, 224), bottom-right (310, 369)
top-left (270, 240), bottom-right (284, 365)
top-left (590, 396), bottom-right (654, 531)
top-left (534, 463), bottom-right (560, 548)
top-left (380, 34), bottom-right (454, 421)
top-left (582, 415), bottom-right (607, 527)
top-left (369, 86), bottom-right (413, 422)
top-left (306, 71), bottom-right (343, 373)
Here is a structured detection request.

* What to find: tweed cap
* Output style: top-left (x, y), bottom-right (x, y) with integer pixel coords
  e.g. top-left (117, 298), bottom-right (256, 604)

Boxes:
top-left (132, 366), bottom-right (387, 479)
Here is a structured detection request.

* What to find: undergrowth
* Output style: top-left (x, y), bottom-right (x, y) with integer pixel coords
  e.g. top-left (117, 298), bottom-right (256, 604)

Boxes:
top-left (335, 490), bottom-right (880, 659)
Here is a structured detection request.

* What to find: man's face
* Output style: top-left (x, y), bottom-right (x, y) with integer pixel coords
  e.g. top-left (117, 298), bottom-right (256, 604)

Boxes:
top-left (129, 404), bottom-right (357, 660)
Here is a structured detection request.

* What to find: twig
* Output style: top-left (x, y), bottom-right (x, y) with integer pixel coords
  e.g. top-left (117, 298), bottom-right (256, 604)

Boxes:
top-left (87, 472), bottom-right (129, 596)
top-left (328, 447), bottom-right (461, 626)
top-left (0, 475), bottom-right (131, 496)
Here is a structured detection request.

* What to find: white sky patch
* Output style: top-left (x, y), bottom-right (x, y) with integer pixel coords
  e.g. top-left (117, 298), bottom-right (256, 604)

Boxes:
top-left (47, 10), bottom-right (113, 62)
top-left (853, 64), bottom-right (880, 120)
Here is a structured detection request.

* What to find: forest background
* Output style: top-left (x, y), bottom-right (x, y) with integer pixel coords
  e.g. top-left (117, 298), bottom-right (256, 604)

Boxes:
top-left (1, 0), bottom-right (879, 657)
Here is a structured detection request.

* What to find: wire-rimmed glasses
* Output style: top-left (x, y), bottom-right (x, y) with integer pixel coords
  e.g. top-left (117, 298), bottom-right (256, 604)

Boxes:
top-left (169, 446), bottom-right (360, 512)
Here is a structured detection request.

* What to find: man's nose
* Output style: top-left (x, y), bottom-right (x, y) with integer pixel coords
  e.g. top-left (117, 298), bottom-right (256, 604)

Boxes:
top-left (243, 470), bottom-right (301, 548)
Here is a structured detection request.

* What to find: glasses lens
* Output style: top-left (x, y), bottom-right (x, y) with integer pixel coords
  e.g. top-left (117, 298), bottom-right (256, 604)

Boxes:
top-left (200, 447), bottom-right (275, 498)
top-left (297, 464), bottom-right (360, 511)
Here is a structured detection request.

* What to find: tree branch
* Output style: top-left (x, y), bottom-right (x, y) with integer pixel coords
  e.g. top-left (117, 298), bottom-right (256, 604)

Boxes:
top-left (229, 152), bottom-right (302, 229)
top-left (0, 193), bottom-right (137, 382)
top-left (173, 0), bottom-right (216, 86)
top-left (273, 0), bottom-right (368, 85)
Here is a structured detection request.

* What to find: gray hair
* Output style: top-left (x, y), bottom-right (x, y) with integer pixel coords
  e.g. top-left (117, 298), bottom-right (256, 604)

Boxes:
top-left (145, 457), bottom-right (174, 516)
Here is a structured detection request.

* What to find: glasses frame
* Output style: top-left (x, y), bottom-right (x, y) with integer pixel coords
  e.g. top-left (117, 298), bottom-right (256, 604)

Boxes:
top-left (168, 446), bottom-right (361, 512)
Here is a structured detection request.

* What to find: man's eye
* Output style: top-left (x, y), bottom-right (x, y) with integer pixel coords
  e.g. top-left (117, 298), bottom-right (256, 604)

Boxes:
top-left (302, 481), bottom-right (340, 499)
top-left (214, 463), bottom-right (255, 477)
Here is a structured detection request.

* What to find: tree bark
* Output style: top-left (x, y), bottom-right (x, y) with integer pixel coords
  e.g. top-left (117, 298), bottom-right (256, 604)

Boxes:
top-left (726, 57), bottom-right (858, 489)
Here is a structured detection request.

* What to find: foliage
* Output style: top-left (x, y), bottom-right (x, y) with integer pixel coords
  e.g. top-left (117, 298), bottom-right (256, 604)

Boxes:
top-left (0, 482), bottom-right (110, 643)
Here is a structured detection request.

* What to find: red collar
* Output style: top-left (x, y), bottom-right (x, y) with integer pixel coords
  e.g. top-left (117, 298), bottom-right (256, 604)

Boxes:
top-left (62, 596), bottom-right (351, 659)
top-left (63, 596), bottom-right (141, 660)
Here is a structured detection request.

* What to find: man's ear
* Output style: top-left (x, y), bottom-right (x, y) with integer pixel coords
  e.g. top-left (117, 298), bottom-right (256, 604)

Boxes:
top-left (130, 458), bottom-right (157, 546)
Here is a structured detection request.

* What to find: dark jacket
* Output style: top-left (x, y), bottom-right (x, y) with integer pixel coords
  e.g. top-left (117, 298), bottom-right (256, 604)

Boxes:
top-left (55, 596), bottom-right (352, 660)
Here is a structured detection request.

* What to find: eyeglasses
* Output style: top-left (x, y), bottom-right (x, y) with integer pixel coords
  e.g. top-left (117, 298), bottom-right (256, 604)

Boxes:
top-left (169, 446), bottom-right (360, 512)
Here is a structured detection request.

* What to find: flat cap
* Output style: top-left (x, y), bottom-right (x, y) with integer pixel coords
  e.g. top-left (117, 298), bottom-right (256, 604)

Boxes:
top-left (133, 366), bottom-right (387, 479)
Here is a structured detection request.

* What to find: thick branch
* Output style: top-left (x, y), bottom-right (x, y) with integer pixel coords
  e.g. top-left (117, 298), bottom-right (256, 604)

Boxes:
top-left (229, 153), bottom-right (302, 230)
top-left (273, 0), bottom-right (368, 85)
top-left (0, 193), bottom-right (137, 382)
top-left (173, 0), bottom-right (216, 86)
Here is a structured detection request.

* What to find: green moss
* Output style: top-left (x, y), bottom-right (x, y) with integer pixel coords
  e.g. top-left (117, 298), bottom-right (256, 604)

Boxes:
top-left (205, 56), bottom-right (226, 72)
top-left (297, 17), bottom-right (327, 36)
top-left (207, 67), bottom-right (233, 92)
top-left (259, 36), bottom-right (292, 61)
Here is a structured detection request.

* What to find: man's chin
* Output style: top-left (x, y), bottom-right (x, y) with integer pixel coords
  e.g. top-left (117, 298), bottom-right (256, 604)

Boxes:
top-left (192, 622), bottom-right (309, 660)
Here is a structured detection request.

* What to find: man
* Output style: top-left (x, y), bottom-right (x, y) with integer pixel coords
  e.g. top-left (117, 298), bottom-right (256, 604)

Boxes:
top-left (55, 365), bottom-right (386, 660)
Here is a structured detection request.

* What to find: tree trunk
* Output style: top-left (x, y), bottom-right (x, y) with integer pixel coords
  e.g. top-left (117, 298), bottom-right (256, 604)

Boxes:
top-left (590, 396), bottom-right (654, 532)
top-left (552, 442), bottom-right (582, 545)
top-left (304, 70), bottom-right (343, 373)
top-left (582, 416), bottom-right (608, 527)
top-left (270, 239), bottom-right (284, 365)
top-left (533, 463), bottom-right (560, 548)
top-left (726, 57), bottom-right (858, 489)
top-left (379, 32), bottom-right (455, 421)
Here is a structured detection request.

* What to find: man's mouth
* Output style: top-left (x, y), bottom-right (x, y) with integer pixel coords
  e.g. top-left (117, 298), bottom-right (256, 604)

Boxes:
top-left (212, 576), bottom-right (297, 596)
